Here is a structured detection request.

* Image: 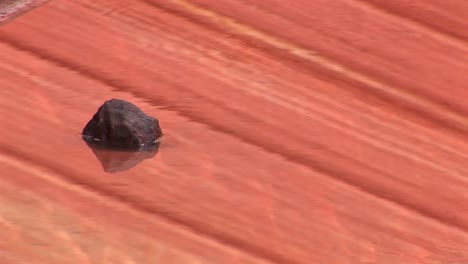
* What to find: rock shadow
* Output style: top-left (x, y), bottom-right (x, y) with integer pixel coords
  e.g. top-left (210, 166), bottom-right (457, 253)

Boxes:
top-left (85, 141), bottom-right (160, 173)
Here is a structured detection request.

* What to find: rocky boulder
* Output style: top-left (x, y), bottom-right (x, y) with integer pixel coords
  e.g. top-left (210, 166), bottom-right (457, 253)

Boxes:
top-left (82, 99), bottom-right (163, 150)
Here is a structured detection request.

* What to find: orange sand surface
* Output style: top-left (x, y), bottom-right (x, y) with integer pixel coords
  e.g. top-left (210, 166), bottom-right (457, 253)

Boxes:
top-left (1, 0), bottom-right (468, 263)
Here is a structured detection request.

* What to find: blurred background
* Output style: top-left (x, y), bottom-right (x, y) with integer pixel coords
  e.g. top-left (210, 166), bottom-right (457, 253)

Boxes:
top-left (1, 1), bottom-right (468, 263)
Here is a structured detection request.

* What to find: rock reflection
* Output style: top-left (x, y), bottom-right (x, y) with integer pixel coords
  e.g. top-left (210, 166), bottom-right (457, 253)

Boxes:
top-left (85, 142), bottom-right (160, 173)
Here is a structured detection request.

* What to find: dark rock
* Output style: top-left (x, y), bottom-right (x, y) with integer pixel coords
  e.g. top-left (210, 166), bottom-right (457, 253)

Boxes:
top-left (85, 141), bottom-right (160, 173)
top-left (82, 99), bottom-right (163, 150)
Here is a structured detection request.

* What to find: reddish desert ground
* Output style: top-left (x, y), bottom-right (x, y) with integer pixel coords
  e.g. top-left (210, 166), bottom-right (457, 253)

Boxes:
top-left (1, 0), bottom-right (468, 263)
